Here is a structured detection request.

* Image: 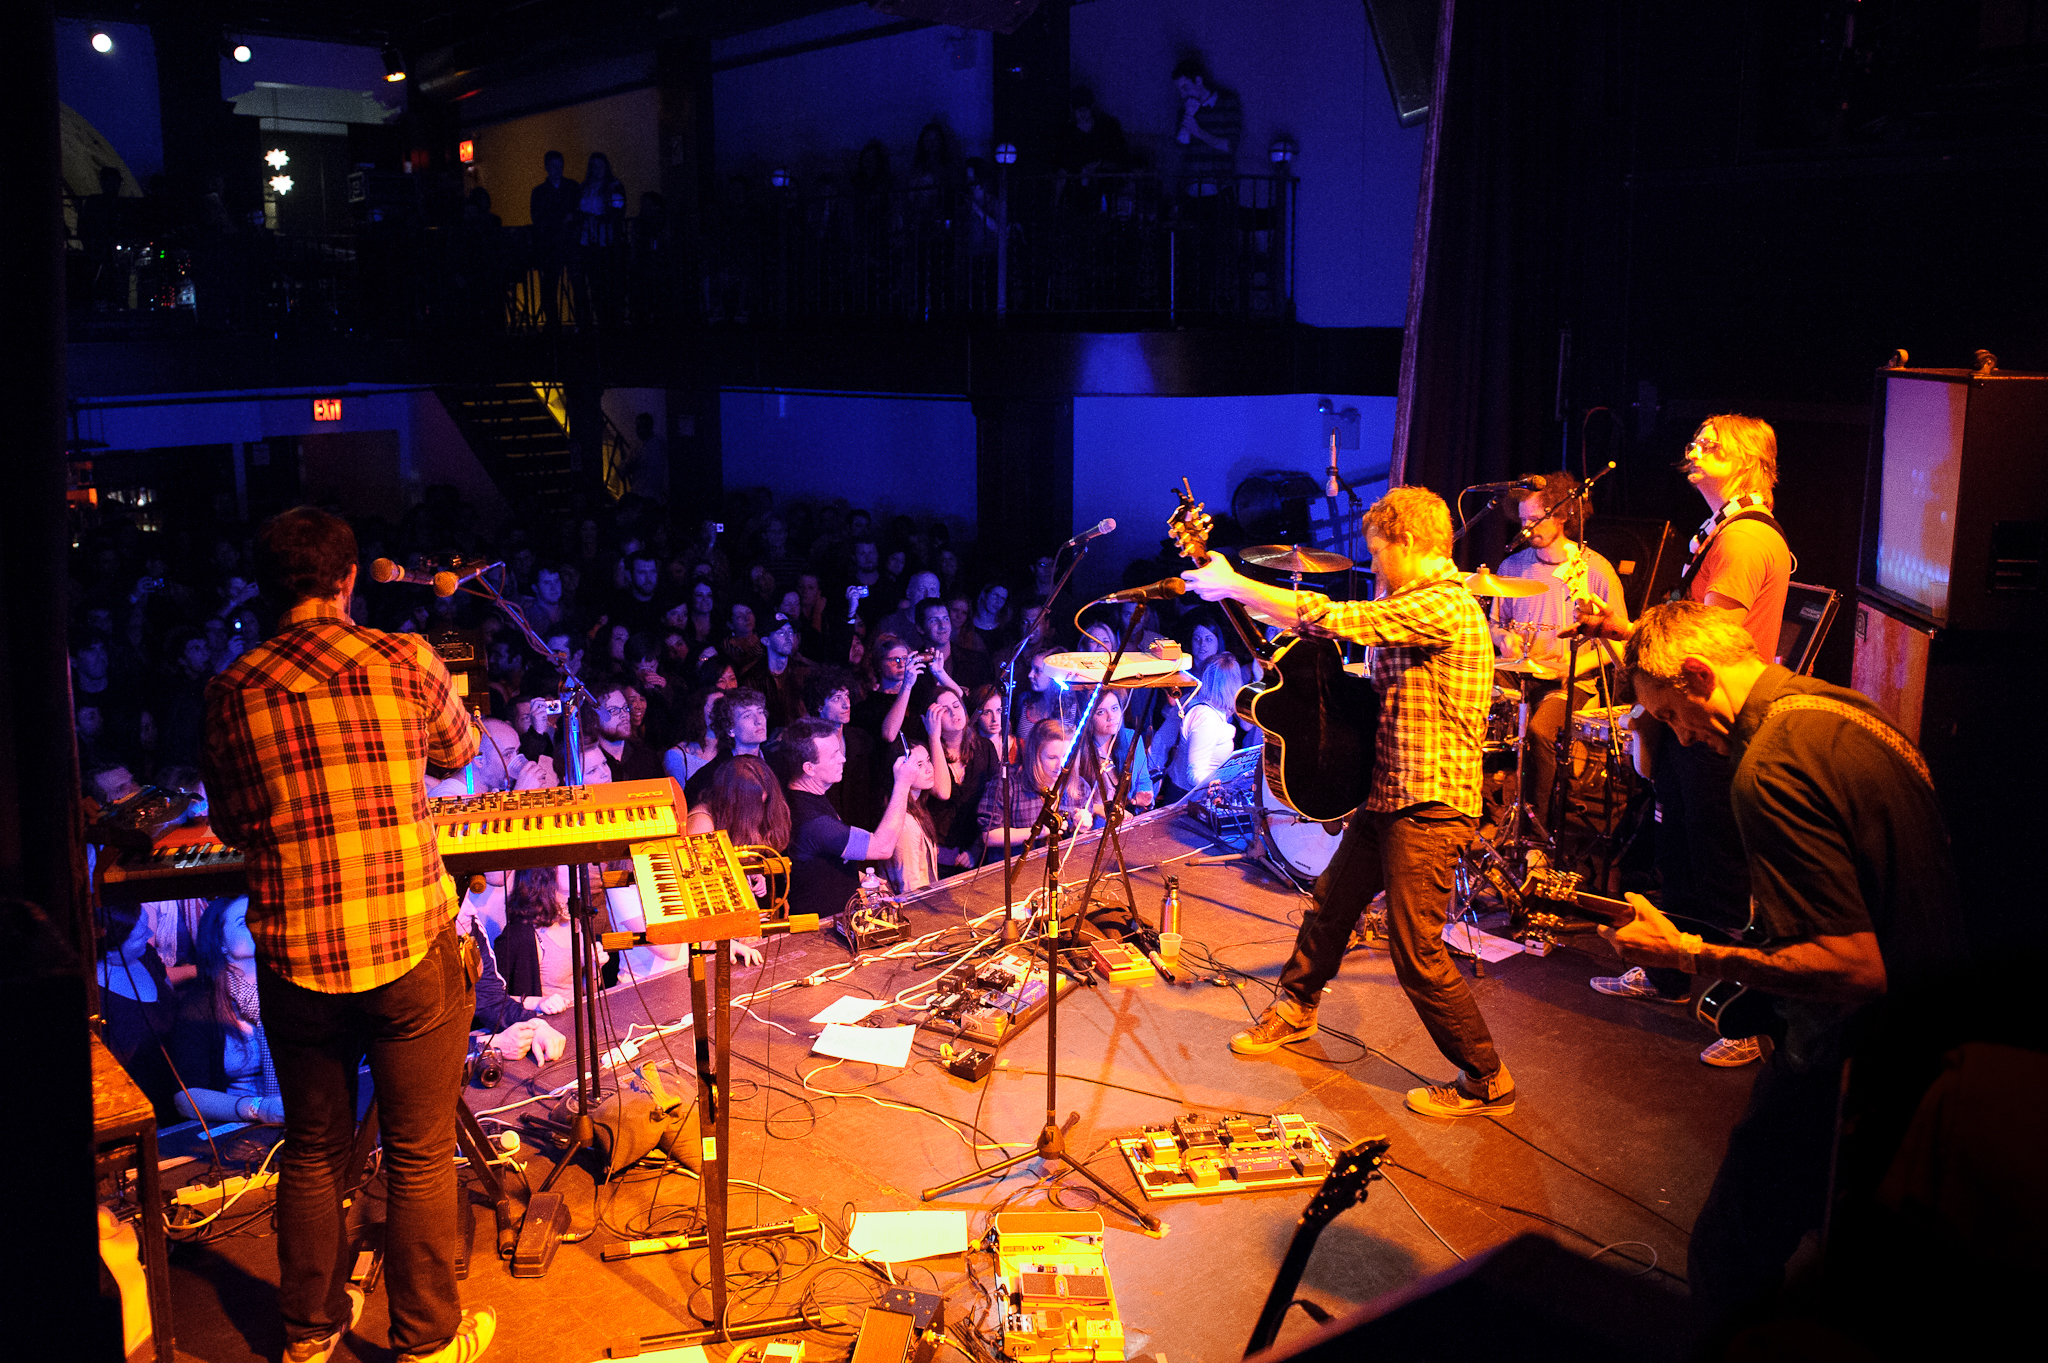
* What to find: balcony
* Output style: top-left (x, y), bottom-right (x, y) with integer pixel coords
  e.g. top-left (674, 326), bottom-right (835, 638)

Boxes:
top-left (65, 172), bottom-right (1297, 344)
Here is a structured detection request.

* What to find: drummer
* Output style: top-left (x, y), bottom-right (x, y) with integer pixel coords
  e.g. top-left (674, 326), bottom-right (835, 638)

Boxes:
top-left (1493, 472), bottom-right (1631, 829)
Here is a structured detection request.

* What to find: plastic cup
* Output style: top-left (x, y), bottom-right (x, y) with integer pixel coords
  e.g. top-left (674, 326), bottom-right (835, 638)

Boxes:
top-left (1157, 931), bottom-right (1183, 965)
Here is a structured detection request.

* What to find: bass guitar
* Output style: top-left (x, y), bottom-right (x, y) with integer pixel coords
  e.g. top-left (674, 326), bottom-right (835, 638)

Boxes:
top-left (1243, 1134), bottom-right (1392, 1358)
top-left (1168, 482), bottom-right (1379, 824)
top-left (1513, 869), bottom-right (1782, 1041)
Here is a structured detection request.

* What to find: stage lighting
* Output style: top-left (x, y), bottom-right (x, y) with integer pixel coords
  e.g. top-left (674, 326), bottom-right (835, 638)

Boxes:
top-left (233, 44), bottom-right (253, 63)
top-left (994, 142), bottom-right (1018, 165)
top-left (265, 149), bottom-right (290, 170)
top-left (269, 175), bottom-right (294, 196)
top-left (770, 168), bottom-right (790, 188)
top-left (381, 44), bottom-right (406, 82)
top-left (1269, 137), bottom-right (1297, 164)
top-left (92, 32), bottom-right (113, 53)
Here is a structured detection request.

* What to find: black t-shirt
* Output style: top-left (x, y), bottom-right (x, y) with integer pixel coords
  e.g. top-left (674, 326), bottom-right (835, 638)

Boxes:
top-left (786, 788), bottom-right (859, 919)
top-left (1729, 667), bottom-right (1967, 1021)
top-left (607, 736), bottom-right (666, 785)
top-left (830, 724), bottom-right (884, 832)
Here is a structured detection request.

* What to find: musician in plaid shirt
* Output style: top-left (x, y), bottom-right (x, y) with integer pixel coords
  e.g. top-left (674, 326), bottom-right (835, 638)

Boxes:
top-left (202, 508), bottom-right (496, 1363)
top-left (1183, 486), bottom-right (1516, 1118)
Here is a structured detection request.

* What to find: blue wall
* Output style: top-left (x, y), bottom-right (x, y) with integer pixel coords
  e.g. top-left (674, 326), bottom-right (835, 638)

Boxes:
top-left (1071, 394), bottom-right (1394, 596)
top-left (713, 15), bottom-right (994, 185)
top-left (1071, 0), bottom-right (1424, 326)
top-left (720, 391), bottom-right (979, 534)
top-left (56, 20), bottom-right (163, 182)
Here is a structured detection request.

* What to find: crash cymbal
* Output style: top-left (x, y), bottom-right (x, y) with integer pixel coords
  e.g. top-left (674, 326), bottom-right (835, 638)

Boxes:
top-left (1242, 544), bottom-right (1354, 574)
top-left (1494, 657), bottom-right (1560, 679)
top-left (1463, 566), bottom-right (1548, 598)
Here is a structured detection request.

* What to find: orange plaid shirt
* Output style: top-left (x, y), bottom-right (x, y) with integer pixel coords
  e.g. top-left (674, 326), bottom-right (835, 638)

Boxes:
top-left (201, 600), bottom-right (478, 993)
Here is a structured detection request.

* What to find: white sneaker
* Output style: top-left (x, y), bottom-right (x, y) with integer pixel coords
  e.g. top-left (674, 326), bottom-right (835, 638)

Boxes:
top-left (1701, 1035), bottom-right (1763, 1067)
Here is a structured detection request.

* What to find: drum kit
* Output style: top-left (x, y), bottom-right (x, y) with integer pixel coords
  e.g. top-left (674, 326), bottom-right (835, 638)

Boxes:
top-left (1182, 546), bottom-right (1641, 897)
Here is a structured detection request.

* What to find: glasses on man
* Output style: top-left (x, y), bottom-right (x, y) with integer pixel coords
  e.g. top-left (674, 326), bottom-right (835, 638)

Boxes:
top-left (597, 704), bottom-right (632, 717)
top-left (1685, 437), bottom-right (1721, 454)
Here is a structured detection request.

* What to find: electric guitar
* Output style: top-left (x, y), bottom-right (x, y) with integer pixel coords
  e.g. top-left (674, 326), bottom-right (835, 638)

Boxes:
top-left (1513, 869), bottom-right (1782, 1041)
top-left (1243, 1135), bottom-right (1392, 1358)
top-left (1168, 483), bottom-right (1379, 823)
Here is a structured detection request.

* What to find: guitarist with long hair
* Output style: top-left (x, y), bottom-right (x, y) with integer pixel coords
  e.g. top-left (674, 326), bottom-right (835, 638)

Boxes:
top-left (1182, 486), bottom-right (1515, 1119)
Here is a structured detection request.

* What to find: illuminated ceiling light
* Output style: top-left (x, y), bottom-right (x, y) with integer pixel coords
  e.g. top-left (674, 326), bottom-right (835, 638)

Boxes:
top-left (769, 168), bottom-right (790, 188)
top-left (265, 149), bottom-right (290, 170)
top-left (381, 44), bottom-right (406, 83)
top-left (269, 175), bottom-right (294, 196)
top-left (233, 44), bottom-right (253, 63)
top-left (1269, 137), bottom-right (1298, 164)
top-left (91, 32), bottom-right (114, 53)
top-left (994, 142), bottom-right (1018, 165)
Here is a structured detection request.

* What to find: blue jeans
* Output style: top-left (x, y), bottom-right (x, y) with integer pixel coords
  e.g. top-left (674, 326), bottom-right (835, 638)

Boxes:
top-left (1280, 805), bottom-right (1504, 1086)
top-left (259, 927), bottom-right (473, 1353)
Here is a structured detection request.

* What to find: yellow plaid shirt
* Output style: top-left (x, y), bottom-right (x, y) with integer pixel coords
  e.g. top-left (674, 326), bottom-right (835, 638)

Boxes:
top-left (1293, 569), bottom-right (1491, 817)
top-left (201, 600), bottom-right (478, 993)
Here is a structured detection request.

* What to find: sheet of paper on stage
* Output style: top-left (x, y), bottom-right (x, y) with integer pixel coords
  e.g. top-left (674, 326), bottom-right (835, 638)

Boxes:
top-left (1443, 921), bottom-right (1525, 962)
top-left (813, 1023), bottom-right (918, 1067)
top-left (848, 1209), bottom-right (970, 1263)
top-left (810, 996), bottom-right (889, 1025)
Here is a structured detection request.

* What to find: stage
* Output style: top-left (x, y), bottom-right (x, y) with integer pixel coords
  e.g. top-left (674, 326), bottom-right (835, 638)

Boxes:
top-left (160, 804), bottom-right (1748, 1361)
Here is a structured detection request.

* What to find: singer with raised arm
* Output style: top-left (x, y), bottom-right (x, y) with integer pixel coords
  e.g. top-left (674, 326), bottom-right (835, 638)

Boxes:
top-left (1572, 416), bottom-right (1792, 1044)
top-left (1181, 486), bottom-right (1516, 1119)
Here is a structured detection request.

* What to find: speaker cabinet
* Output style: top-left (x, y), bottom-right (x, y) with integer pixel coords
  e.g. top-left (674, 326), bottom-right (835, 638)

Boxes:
top-left (1582, 516), bottom-right (1680, 621)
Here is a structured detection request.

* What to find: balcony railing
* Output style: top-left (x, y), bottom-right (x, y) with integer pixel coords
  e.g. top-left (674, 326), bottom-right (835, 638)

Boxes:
top-left (64, 172), bottom-right (1295, 340)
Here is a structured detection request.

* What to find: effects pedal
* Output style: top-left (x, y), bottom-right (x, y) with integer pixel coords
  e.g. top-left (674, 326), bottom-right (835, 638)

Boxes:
top-left (938, 1043), bottom-right (996, 1082)
top-left (510, 1191), bottom-right (571, 1278)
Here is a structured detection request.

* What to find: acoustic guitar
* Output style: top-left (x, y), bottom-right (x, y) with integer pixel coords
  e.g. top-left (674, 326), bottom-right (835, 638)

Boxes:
top-left (1167, 482), bottom-right (1378, 823)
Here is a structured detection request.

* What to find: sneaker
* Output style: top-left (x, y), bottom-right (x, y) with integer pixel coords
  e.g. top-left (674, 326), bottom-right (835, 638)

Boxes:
top-left (1229, 1000), bottom-right (1318, 1056)
top-left (1590, 966), bottom-right (1688, 1003)
top-left (283, 1286), bottom-right (366, 1363)
top-left (1405, 1076), bottom-right (1517, 1119)
top-left (396, 1308), bottom-right (497, 1363)
top-left (1701, 1035), bottom-right (1763, 1068)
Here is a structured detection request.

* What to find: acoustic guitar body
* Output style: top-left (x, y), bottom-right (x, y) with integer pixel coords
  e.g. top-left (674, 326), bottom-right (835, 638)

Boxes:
top-left (1239, 635), bottom-right (1378, 824)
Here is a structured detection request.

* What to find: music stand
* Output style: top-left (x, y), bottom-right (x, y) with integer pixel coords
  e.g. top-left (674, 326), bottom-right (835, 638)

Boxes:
top-left (922, 600), bottom-right (1164, 1234)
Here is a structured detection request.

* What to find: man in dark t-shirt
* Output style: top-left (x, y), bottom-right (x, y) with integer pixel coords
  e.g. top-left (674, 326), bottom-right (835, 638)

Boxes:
top-left (1604, 600), bottom-right (1966, 1320)
top-left (767, 718), bottom-right (914, 919)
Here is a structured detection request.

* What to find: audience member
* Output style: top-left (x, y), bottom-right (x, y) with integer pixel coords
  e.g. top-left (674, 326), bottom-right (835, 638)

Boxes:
top-left (769, 718), bottom-right (918, 920)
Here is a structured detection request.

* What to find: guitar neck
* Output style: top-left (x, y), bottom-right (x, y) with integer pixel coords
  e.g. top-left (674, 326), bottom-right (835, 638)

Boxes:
top-left (1217, 598), bottom-right (1273, 663)
top-left (1561, 889), bottom-right (1632, 928)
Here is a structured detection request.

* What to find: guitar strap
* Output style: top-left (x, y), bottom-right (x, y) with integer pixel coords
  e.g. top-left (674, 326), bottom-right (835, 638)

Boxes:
top-left (1760, 694), bottom-right (1933, 789)
top-left (1672, 504), bottom-right (1782, 603)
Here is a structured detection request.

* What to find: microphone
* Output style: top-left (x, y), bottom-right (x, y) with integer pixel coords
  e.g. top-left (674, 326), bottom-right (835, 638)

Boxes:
top-left (1095, 577), bottom-right (1188, 605)
top-left (1326, 428), bottom-right (1341, 498)
top-left (1065, 518), bottom-right (1116, 546)
top-left (370, 558), bottom-right (499, 598)
top-left (1467, 475), bottom-right (1548, 494)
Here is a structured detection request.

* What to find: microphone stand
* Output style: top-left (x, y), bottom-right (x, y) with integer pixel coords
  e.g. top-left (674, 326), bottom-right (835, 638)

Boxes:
top-left (459, 571), bottom-right (612, 1270)
top-left (996, 536), bottom-right (1095, 917)
top-left (923, 593), bottom-right (1163, 1234)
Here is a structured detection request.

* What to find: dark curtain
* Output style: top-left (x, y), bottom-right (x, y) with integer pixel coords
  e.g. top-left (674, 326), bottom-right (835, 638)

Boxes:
top-left (1401, 0), bottom-right (1624, 566)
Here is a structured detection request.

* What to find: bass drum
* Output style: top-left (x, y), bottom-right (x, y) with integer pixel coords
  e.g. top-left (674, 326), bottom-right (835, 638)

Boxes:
top-left (1261, 772), bottom-right (1346, 885)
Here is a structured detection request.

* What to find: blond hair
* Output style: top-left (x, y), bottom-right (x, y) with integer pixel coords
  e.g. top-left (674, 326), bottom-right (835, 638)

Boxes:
top-left (1363, 486), bottom-right (1453, 557)
top-left (1699, 414), bottom-right (1778, 501)
top-left (1624, 600), bottom-right (1760, 690)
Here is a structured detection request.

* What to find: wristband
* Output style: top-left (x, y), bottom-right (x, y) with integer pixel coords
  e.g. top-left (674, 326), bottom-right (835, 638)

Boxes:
top-left (237, 1097), bottom-right (255, 1122)
top-left (1678, 932), bottom-right (1705, 973)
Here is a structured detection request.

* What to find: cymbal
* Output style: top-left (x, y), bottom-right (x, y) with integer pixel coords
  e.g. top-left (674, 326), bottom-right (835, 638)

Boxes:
top-left (1242, 544), bottom-right (1354, 574)
top-left (1494, 658), bottom-right (1560, 679)
top-left (1463, 567), bottom-right (1548, 598)
top-left (1040, 651), bottom-right (1195, 689)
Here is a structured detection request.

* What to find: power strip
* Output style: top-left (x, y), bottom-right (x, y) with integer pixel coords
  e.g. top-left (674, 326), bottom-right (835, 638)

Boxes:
top-left (173, 1169), bottom-right (278, 1206)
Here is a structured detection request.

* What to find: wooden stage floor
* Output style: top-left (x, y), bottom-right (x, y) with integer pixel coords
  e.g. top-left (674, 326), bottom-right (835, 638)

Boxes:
top-left (161, 803), bottom-right (1749, 1361)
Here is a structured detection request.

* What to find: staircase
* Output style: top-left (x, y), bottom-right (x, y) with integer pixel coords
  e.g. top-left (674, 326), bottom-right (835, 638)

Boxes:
top-left (437, 384), bottom-right (581, 512)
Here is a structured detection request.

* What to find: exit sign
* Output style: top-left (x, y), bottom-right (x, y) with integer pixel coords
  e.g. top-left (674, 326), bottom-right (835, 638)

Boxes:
top-left (313, 398), bottom-right (343, 421)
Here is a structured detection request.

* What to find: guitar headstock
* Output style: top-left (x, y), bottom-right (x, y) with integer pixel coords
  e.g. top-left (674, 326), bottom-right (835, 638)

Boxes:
top-left (1168, 479), bottom-right (1213, 566)
top-left (1517, 866), bottom-right (1631, 929)
top-left (1302, 1135), bottom-right (1391, 1225)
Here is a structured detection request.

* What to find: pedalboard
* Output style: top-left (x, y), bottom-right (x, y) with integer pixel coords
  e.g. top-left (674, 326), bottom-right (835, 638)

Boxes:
top-left (995, 1211), bottom-right (1124, 1362)
top-left (835, 896), bottom-right (910, 955)
top-left (923, 942), bottom-right (1078, 1049)
top-left (1085, 939), bottom-right (1157, 986)
top-left (1115, 1112), bottom-right (1340, 1200)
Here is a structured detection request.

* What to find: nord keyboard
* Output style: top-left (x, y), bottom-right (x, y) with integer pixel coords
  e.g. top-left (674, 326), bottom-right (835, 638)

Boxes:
top-left (98, 777), bottom-right (684, 904)
top-left (612, 832), bottom-right (765, 947)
